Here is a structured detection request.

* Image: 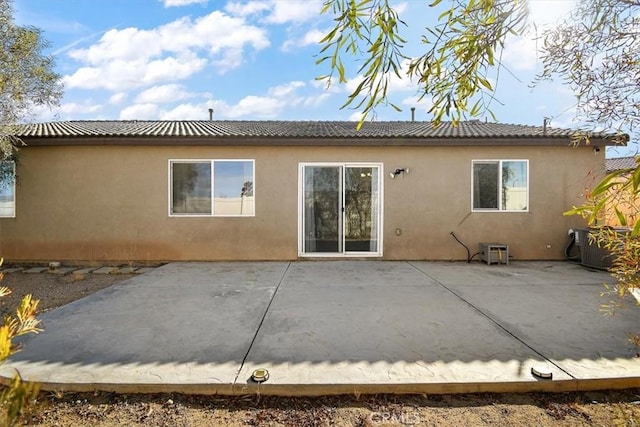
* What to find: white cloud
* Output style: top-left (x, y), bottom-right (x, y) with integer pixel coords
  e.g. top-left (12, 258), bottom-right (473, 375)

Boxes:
top-left (119, 103), bottom-right (160, 120)
top-left (162, 0), bottom-right (208, 7)
top-left (546, 115), bottom-right (580, 130)
top-left (211, 49), bottom-right (245, 72)
top-left (303, 92), bottom-right (330, 107)
top-left (135, 84), bottom-right (193, 104)
top-left (225, 0), bottom-right (322, 23)
top-left (266, 0), bottom-right (323, 24)
top-left (345, 75), bottom-right (364, 94)
top-left (64, 59), bottom-right (148, 90)
top-left (300, 28), bottom-right (325, 46)
top-left (25, 104), bottom-right (61, 122)
top-left (143, 53), bottom-right (207, 85)
top-left (386, 70), bottom-right (418, 93)
top-left (224, 95), bottom-right (286, 118)
top-left (158, 12), bottom-right (269, 54)
top-left (400, 96), bottom-right (433, 120)
top-left (343, 60), bottom-right (416, 96)
top-left (213, 80), bottom-right (321, 118)
top-left (502, 0), bottom-right (577, 72)
top-left (311, 78), bottom-right (343, 94)
top-left (115, 78), bottom-right (328, 120)
top-left (401, 95), bottom-right (431, 107)
top-left (282, 27), bottom-right (327, 51)
top-left (161, 102), bottom-right (216, 120)
top-left (109, 92), bottom-right (128, 105)
top-left (63, 11), bottom-right (269, 91)
top-left (268, 81), bottom-right (305, 98)
top-left (52, 27), bottom-right (120, 57)
top-left (224, 1), bottom-right (271, 17)
top-left (68, 27), bottom-right (161, 64)
top-left (502, 35), bottom-right (539, 71)
top-left (60, 102), bottom-right (102, 115)
top-left (349, 111), bottom-right (365, 122)
top-left (393, 2), bottom-right (408, 15)
top-left (528, 0), bottom-right (577, 27)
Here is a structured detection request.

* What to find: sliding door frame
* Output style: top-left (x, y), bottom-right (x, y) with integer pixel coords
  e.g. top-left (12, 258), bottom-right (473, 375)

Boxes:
top-left (298, 162), bottom-right (384, 257)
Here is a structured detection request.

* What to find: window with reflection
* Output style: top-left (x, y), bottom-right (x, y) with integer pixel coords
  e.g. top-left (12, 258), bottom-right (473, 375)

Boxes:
top-left (472, 160), bottom-right (528, 211)
top-left (0, 161), bottom-right (15, 218)
top-left (170, 160), bottom-right (254, 216)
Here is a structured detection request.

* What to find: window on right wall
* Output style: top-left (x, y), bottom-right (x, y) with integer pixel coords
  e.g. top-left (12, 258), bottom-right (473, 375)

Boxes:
top-left (472, 160), bottom-right (528, 211)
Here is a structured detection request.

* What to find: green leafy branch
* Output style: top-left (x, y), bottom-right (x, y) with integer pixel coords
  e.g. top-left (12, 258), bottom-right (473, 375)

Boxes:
top-left (318, 0), bottom-right (528, 127)
top-left (409, 0), bottom-right (527, 125)
top-left (565, 156), bottom-right (640, 236)
top-left (317, 0), bottom-right (408, 128)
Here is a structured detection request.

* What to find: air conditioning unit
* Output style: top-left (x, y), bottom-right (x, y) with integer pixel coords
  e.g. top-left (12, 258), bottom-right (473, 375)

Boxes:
top-left (575, 228), bottom-right (626, 270)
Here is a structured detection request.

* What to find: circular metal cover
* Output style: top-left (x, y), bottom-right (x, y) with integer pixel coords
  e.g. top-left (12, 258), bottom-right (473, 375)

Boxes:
top-left (531, 366), bottom-right (553, 379)
top-left (251, 369), bottom-right (269, 383)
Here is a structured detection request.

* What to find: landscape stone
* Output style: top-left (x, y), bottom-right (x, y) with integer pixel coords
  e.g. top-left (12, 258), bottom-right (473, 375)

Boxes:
top-left (24, 267), bottom-right (48, 274)
top-left (92, 266), bottom-right (119, 275)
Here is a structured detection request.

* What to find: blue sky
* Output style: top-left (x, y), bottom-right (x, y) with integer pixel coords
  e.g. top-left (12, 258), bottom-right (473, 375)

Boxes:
top-left (12, 0), bottom-right (637, 157)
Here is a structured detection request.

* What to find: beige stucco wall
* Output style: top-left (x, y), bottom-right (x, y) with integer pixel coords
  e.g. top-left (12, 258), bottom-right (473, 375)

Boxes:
top-left (0, 144), bottom-right (603, 262)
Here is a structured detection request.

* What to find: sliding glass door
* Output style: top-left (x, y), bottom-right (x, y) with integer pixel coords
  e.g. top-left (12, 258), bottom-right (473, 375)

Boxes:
top-left (344, 166), bottom-right (380, 252)
top-left (303, 166), bottom-right (342, 253)
top-left (300, 163), bottom-right (382, 256)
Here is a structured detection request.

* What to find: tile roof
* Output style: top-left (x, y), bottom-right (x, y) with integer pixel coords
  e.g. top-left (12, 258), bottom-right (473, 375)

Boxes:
top-left (606, 156), bottom-right (638, 172)
top-left (15, 120), bottom-right (603, 139)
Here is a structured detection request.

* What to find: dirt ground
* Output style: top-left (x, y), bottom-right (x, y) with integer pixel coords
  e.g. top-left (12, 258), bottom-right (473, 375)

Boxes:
top-left (1, 271), bottom-right (639, 426)
top-left (0, 270), bottom-right (132, 317)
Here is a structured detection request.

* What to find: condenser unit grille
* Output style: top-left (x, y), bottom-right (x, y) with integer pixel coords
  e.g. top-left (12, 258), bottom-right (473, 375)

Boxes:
top-left (576, 228), bottom-right (618, 270)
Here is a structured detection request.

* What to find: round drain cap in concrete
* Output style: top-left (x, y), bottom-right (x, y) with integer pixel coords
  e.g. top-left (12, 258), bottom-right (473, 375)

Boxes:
top-left (531, 366), bottom-right (553, 379)
top-left (251, 368), bottom-right (269, 383)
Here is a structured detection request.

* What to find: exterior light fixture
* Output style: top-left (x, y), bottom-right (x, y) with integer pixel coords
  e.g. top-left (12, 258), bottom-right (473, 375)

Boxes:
top-left (389, 168), bottom-right (409, 179)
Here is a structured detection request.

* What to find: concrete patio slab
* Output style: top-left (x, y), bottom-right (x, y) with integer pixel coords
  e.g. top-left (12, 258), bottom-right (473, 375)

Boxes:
top-left (237, 261), bottom-right (572, 394)
top-left (1, 261), bottom-right (638, 395)
top-left (412, 261), bottom-right (639, 385)
top-left (412, 261), bottom-right (611, 287)
top-left (1, 262), bottom-right (288, 392)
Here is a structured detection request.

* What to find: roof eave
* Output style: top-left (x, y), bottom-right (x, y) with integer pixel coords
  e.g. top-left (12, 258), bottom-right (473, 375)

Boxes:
top-left (15, 135), bottom-right (622, 147)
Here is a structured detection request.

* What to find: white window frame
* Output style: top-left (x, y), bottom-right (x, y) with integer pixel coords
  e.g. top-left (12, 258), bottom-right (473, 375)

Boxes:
top-left (168, 159), bottom-right (255, 217)
top-left (471, 159), bottom-right (529, 212)
top-left (0, 160), bottom-right (16, 218)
